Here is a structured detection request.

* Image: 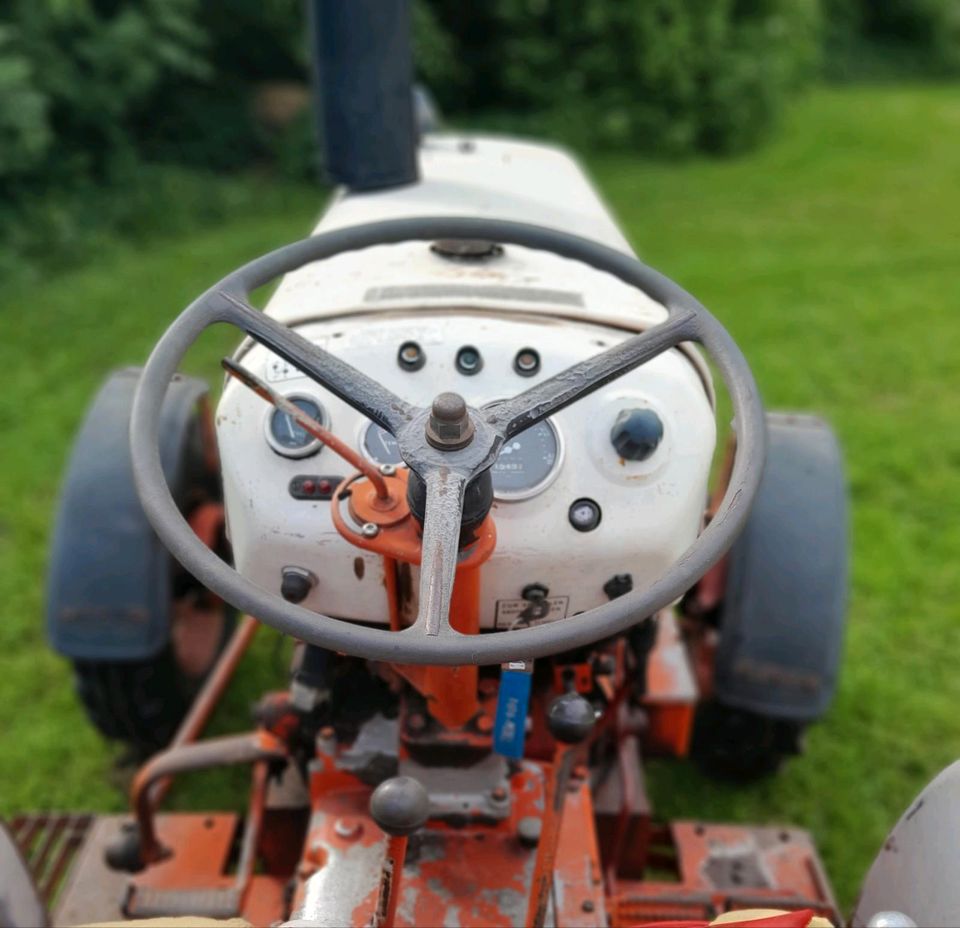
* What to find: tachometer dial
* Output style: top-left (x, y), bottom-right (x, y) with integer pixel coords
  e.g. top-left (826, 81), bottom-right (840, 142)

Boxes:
top-left (264, 395), bottom-right (326, 458)
top-left (491, 419), bottom-right (561, 500)
top-left (361, 417), bottom-right (562, 500)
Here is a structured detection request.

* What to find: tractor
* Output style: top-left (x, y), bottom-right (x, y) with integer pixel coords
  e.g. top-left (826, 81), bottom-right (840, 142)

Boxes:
top-left (4, 2), bottom-right (904, 926)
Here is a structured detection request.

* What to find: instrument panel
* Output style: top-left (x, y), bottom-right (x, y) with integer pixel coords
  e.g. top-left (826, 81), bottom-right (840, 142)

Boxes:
top-left (217, 311), bottom-right (717, 630)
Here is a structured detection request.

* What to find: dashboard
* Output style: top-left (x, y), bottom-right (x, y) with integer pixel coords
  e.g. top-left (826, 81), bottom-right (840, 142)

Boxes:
top-left (216, 310), bottom-right (717, 631)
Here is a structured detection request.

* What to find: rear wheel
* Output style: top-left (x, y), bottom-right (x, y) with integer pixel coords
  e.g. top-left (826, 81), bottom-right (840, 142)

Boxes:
top-left (689, 413), bottom-right (847, 782)
top-left (691, 701), bottom-right (801, 781)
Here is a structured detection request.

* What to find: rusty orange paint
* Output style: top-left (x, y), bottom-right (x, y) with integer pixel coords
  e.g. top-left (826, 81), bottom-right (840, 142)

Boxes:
top-left (335, 468), bottom-right (496, 729)
top-left (610, 822), bottom-right (839, 926)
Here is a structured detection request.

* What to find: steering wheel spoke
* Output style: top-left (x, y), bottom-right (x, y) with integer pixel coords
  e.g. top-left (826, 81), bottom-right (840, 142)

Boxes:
top-left (410, 468), bottom-right (468, 638)
top-left (214, 290), bottom-right (415, 435)
top-left (486, 308), bottom-right (698, 439)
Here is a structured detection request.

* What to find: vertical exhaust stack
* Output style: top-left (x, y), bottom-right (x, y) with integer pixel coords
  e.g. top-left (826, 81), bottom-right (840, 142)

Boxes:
top-left (308, 0), bottom-right (419, 192)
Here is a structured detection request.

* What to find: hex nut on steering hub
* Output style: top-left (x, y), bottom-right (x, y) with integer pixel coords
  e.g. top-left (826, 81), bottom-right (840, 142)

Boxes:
top-left (426, 392), bottom-right (475, 450)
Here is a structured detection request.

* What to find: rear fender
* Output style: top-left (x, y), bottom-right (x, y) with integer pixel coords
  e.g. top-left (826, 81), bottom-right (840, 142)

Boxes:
top-left (712, 413), bottom-right (848, 722)
top-left (46, 368), bottom-right (208, 661)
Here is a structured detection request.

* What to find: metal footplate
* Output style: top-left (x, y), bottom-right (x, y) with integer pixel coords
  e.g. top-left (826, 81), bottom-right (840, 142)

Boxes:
top-left (124, 885), bottom-right (241, 920)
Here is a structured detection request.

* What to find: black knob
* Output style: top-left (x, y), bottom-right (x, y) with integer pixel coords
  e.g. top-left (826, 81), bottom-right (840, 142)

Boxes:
top-left (370, 776), bottom-right (430, 837)
top-left (546, 692), bottom-right (596, 745)
top-left (610, 408), bottom-right (664, 462)
top-left (281, 568), bottom-right (314, 604)
top-left (603, 573), bottom-right (633, 600)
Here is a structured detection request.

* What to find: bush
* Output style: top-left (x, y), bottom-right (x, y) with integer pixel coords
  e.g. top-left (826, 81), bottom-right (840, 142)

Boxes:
top-left (822, 0), bottom-right (960, 77)
top-left (0, 0), bottom-right (207, 188)
top-left (427, 0), bottom-right (822, 155)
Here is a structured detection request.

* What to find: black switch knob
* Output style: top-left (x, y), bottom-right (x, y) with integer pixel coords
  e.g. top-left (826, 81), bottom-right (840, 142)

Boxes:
top-left (545, 692), bottom-right (596, 744)
top-left (610, 408), bottom-right (664, 461)
top-left (281, 567), bottom-right (315, 604)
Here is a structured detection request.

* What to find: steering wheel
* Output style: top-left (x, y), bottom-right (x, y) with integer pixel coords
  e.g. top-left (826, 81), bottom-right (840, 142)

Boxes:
top-left (130, 217), bottom-right (765, 666)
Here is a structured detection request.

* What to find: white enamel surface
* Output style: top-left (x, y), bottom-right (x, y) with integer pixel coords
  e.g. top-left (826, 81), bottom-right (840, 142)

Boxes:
top-left (216, 135), bottom-right (717, 630)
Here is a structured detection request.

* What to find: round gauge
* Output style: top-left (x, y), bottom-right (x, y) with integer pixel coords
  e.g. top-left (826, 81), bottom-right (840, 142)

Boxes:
top-left (264, 394), bottom-right (326, 458)
top-left (362, 421), bottom-right (403, 467)
top-left (491, 419), bottom-right (562, 500)
top-left (361, 417), bottom-right (562, 500)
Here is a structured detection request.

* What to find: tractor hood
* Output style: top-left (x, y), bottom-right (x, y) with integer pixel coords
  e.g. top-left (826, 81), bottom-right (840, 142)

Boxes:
top-left (262, 135), bottom-right (670, 336)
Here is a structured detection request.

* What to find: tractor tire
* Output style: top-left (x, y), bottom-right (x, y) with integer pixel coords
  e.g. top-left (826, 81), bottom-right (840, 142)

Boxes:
top-left (72, 648), bottom-right (194, 757)
top-left (692, 413), bottom-right (847, 782)
top-left (691, 701), bottom-right (801, 781)
top-left (48, 369), bottom-right (233, 760)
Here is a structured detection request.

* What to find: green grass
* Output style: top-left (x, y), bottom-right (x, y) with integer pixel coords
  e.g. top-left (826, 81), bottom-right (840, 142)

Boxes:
top-left (2, 83), bottom-right (959, 913)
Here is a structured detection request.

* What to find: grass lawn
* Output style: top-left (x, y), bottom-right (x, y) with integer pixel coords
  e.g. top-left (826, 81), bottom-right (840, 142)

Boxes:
top-left (2, 83), bottom-right (959, 913)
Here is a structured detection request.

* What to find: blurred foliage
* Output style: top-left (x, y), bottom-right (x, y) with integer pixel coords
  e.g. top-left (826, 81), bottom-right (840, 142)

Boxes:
top-left (424, 0), bottom-right (822, 154)
top-left (2, 0), bottom-right (959, 278)
top-left (823, 0), bottom-right (960, 78)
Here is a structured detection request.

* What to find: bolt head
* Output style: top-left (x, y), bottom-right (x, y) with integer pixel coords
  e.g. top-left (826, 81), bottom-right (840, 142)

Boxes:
top-left (333, 818), bottom-right (361, 840)
top-left (517, 816), bottom-right (542, 847)
top-left (360, 522), bottom-right (379, 538)
top-left (432, 391), bottom-right (467, 422)
top-left (426, 392), bottom-right (475, 450)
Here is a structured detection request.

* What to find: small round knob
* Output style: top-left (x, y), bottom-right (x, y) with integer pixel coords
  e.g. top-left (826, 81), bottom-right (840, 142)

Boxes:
top-left (610, 408), bottom-right (664, 462)
top-left (867, 914), bottom-right (917, 928)
top-left (369, 776), bottom-right (430, 837)
top-left (280, 567), bottom-right (314, 604)
top-left (546, 692), bottom-right (596, 744)
top-left (426, 392), bottom-right (475, 450)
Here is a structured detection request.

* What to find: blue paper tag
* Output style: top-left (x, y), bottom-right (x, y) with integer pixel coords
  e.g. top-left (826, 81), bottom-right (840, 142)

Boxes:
top-left (493, 661), bottom-right (533, 758)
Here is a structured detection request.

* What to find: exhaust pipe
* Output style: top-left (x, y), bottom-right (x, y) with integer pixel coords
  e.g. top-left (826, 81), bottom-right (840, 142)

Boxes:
top-left (308, 0), bottom-right (419, 191)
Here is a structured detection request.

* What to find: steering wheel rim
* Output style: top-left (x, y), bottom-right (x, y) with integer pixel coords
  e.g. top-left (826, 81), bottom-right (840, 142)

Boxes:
top-left (130, 216), bottom-right (765, 666)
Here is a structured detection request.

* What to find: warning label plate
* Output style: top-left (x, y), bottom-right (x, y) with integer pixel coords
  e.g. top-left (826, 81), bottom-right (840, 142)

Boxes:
top-left (494, 596), bottom-right (569, 629)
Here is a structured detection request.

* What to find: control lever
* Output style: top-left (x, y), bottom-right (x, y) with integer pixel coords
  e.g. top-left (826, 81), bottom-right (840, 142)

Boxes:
top-left (525, 692), bottom-right (596, 928)
top-left (369, 775), bottom-right (430, 928)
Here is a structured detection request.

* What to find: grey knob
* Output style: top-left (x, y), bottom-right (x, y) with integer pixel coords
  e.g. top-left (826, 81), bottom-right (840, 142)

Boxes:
top-left (369, 776), bottom-right (430, 837)
top-left (546, 692), bottom-right (596, 745)
top-left (867, 913), bottom-right (917, 928)
top-left (426, 392), bottom-right (475, 450)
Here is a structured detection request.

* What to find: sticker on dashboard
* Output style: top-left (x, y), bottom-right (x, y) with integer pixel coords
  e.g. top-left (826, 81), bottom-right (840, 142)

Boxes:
top-left (495, 596), bottom-right (569, 629)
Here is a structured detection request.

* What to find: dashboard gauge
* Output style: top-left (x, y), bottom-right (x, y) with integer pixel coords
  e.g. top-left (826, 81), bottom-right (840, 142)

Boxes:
top-left (361, 417), bottom-right (562, 500)
top-left (264, 394), bottom-right (326, 458)
top-left (491, 419), bottom-right (562, 500)
top-left (362, 421), bottom-right (404, 467)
